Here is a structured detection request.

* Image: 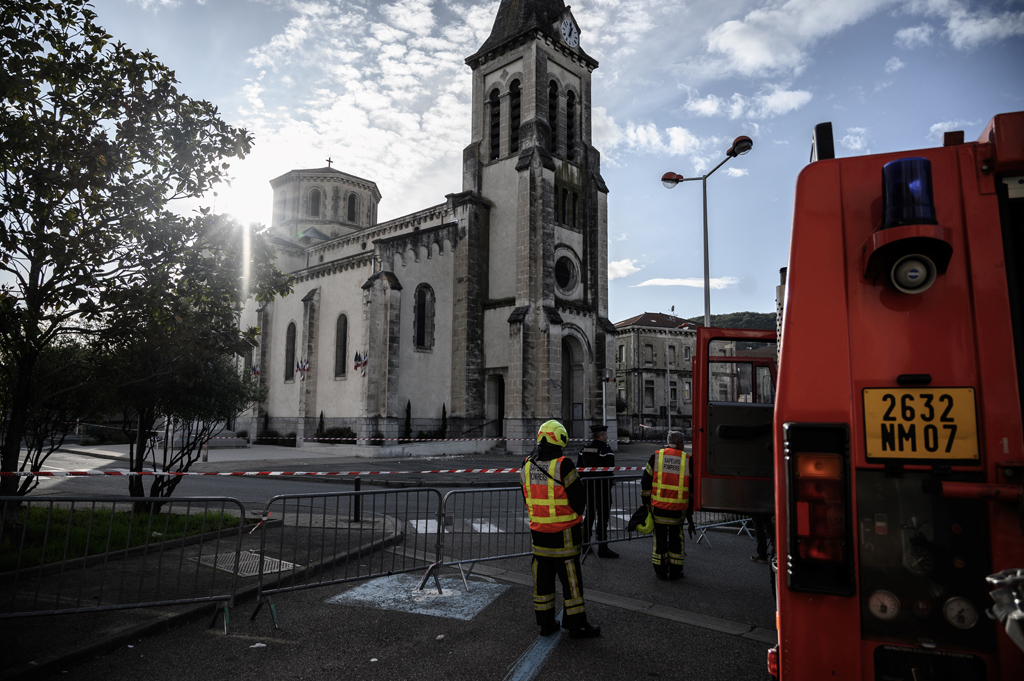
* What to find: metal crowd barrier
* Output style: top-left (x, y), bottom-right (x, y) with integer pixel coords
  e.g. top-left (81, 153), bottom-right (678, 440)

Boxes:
top-left (0, 479), bottom-right (754, 629)
top-left (250, 488), bottom-right (443, 628)
top-left (0, 495), bottom-right (245, 632)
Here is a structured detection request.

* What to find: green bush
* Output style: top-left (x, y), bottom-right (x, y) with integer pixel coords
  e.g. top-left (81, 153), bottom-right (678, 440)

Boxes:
top-left (255, 429), bottom-right (294, 446)
top-left (323, 426), bottom-right (357, 444)
top-left (369, 431), bottom-right (385, 447)
top-left (234, 429), bottom-right (248, 439)
top-left (618, 428), bottom-right (631, 439)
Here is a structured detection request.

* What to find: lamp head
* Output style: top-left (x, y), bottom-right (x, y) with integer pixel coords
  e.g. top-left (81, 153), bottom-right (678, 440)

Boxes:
top-left (661, 172), bottom-right (684, 189)
top-left (727, 135), bottom-right (753, 157)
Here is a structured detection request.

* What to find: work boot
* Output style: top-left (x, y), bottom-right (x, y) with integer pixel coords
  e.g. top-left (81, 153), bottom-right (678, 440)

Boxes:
top-left (539, 620), bottom-right (561, 637)
top-left (750, 554), bottom-right (768, 564)
top-left (598, 546), bottom-right (619, 559)
top-left (568, 623), bottom-right (602, 639)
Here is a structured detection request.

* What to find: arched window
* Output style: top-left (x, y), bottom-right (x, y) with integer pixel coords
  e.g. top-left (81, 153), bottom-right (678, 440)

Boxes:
top-left (566, 91), bottom-right (576, 160)
top-left (414, 284), bottom-right (435, 350)
top-left (334, 314), bottom-right (348, 377)
top-left (310, 188), bottom-right (322, 218)
top-left (347, 194), bottom-right (357, 223)
top-left (548, 81), bottom-right (559, 153)
top-left (509, 80), bottom-right (521, 153)
top-left (489, 88), bottom-right (501, 160)
top-left (285, 322), bottom-right (296, 380)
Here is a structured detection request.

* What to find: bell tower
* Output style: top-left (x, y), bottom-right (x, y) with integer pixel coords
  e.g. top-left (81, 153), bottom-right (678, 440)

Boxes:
top-left (449, 0), bottom-right (615, 449)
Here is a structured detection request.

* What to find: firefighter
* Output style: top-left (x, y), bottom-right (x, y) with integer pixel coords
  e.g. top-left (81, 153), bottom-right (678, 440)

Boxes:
top-left (520, 420), bottom-right (601, 639)
top-left (577, 424), bottom-right (618, 558)
top-left (641, 430), bottom-right (696, 580)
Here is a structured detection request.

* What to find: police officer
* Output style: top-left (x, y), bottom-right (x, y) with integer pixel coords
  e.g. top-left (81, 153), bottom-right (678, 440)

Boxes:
top-left (577, 424), bottom-right (618, 558)
top-left (520, 420), bottom-right (601, 639)
top-left (641, 430), bottom-right (696, 580)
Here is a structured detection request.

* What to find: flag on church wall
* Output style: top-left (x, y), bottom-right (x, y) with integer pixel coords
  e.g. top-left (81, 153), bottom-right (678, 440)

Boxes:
top-left (354, 351), bottom-right (368, 377)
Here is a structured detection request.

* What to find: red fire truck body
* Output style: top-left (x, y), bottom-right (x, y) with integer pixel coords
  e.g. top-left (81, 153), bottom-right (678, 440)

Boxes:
top-left (769, 112), bottom-right (1024, 680)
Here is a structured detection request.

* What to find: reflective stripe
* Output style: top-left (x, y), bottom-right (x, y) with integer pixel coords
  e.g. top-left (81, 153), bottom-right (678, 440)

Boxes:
top-left (651, 448), bottom-right (690, 510)
top-left (521, 458), bottom-right (580, 532)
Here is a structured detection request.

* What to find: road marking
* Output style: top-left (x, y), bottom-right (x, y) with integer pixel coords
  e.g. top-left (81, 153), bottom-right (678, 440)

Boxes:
top-left (503, 609), bottom-right (565, 681)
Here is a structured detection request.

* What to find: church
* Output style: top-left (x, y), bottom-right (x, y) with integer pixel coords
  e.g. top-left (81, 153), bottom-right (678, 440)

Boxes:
top-left (238, 0), bottom-right (616, 453)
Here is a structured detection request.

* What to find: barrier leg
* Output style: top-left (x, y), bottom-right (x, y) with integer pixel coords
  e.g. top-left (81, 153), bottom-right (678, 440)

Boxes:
top-left (210, 603), bottom-right (231, 634)
top-left (695, 527), bottom-right (712, 548)
top-left (417, 563), bottom-right (444, 594)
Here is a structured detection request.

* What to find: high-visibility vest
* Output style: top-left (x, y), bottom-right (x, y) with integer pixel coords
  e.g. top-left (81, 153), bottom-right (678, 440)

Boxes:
top-left (521, 457), bottom-right (580, 532)
top-left (651, 447), bottom-right (690, 511)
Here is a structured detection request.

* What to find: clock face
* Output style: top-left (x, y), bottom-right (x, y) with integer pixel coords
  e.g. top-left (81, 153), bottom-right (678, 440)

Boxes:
top-left (560, 19), bottom-right (579, 47)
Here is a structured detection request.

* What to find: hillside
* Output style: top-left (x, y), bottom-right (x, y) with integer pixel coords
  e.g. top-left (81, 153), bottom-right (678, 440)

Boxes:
top-left (687, 311), bottom-right (777, 330)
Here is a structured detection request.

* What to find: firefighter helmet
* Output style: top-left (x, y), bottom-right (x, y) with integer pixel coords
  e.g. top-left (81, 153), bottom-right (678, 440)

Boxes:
top-left (536, 420), bottom-right (569, 447)
top-left (628, 505), bottom-right (654, 535)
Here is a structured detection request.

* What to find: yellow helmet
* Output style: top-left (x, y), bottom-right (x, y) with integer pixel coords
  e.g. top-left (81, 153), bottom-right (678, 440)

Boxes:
top-left (536, 420), bottom-right (569, 447)
top-left (637, 510), bottom-right (654, 535)
top-left (628, 505), bottom-right (654, 535)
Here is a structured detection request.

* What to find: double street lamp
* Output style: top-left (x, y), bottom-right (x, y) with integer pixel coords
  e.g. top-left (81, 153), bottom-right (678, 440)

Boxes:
top-left (662, 135), bottom-right (753, 328)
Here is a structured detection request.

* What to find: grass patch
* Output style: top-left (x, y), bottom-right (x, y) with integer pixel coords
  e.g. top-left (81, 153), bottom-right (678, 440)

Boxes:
top-left (0, 506), bottom-right (242, 573)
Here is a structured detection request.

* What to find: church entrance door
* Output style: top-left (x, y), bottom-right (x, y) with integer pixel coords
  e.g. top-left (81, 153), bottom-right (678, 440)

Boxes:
top-left (560, 337), bottom-right (585, 441)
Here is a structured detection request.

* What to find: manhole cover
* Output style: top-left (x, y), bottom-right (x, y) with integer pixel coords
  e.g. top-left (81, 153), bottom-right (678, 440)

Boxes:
top-left (194, 552), bottom-right (301, 577)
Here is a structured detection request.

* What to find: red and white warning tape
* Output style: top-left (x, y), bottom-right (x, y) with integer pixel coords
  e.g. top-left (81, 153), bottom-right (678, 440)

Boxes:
top-left (1, 466), bottom-right (644, 478)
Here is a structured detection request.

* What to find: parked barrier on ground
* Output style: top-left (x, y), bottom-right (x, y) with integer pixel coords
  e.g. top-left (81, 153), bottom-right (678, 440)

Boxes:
top-left (251, 488), bottom-right (443, 628)
top-left (0, 496), bottom-right (245, 632)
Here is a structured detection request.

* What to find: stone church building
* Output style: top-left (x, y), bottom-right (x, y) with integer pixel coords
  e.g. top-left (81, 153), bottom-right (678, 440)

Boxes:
top-left (239, 0), bottom-right (616, 453)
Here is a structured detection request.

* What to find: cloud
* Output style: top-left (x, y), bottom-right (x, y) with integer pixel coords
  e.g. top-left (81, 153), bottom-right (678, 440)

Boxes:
top-left (745, 86), bottom-right (813, 118)
top-left (884, 57), bottom-right (905, 73)
top-left (634, 276), bottom-right (741, 290)
top-left (904, 1), bottom-right (1024, 50)
top-left (613, 233), bottom-right (629, 242)
top-left (683, 86), bottom-right (812, 120)
top-left (945, 7), bottom-right (1024, 50)
top-left (609, 259), bottom-right (642, 280)
top-left (724, 168), bottom-right (749, 178)
top-left (702, 0), bottom-right (896, 78)
top-left (840, 127), bottom-right (869, 152)
top-left (128, 0), bottom-right (181, 9)
top-left (895, 24), bottom-right (934, 48)
top-left (927, 118), bottom-right (979, 141)
top-left (684, 93), bottom-right (724, 117)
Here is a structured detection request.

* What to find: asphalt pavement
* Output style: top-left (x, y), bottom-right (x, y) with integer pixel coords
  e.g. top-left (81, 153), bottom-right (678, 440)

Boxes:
top-left (0, 440), bottom-right (778, 680)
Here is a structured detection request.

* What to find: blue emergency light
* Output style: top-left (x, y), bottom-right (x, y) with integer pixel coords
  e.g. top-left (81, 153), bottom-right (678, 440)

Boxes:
top-left (882, 157), bottom-right (937, 228)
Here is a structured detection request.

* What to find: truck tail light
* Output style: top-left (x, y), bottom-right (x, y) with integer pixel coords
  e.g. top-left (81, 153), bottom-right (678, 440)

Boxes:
top-left (784, 423), bottom-right (856, 596)
top-left (767, 645), bottom-right (779, 678)
top-left (794, 452), bottom-right (845, 561)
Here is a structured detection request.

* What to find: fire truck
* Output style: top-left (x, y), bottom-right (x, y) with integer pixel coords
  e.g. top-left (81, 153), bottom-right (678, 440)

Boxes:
top-left (692, 111), bottom-right (1024, 680)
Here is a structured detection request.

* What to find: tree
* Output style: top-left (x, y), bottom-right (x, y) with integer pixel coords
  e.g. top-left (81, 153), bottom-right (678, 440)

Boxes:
top-left (0, 0), bottom-right (289, 496)
top-left (1, 338), bottom-right (100, 495)
top-left (92, 212), bottom-right (287, 500)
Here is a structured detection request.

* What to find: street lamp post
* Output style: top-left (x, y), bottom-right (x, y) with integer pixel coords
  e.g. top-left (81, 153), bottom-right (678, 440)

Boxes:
top-left (662, 135), bottom-right (753, 328)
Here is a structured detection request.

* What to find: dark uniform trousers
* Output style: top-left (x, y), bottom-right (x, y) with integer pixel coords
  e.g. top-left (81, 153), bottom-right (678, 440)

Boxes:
top-left (582, 479), bottom-right (613, 543)
top-left (531, 524), bottom-right (587, 629)
top-left (651, 506), bottom-right (686, 579)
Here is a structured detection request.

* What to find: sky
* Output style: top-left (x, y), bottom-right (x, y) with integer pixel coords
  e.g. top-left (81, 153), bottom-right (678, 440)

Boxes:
top-left (89, 0), bottom-right (1024, 323)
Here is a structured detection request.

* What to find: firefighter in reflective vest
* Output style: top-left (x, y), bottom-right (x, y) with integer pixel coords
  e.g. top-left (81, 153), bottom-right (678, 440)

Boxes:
top-left (520, 420), bottom-right (601, 639)
top-left (640, 430), bottom-right (696, 580)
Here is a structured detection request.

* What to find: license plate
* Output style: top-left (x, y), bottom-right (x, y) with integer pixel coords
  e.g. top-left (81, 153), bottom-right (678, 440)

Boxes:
top-left (863, 388), bottom-right (978, 461)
